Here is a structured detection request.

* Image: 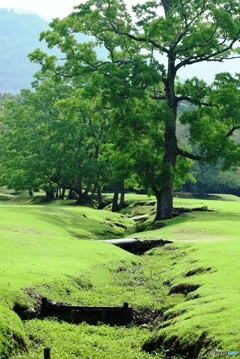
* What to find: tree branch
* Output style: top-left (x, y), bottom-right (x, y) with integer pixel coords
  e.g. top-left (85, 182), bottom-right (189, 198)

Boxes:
top-left (226, 126), bottom-right (240, 138)
top-left (176, 95), bottom-right (219, 109)
top-left (176, 19), bottom-right (219, 55)
top-left (173, 5), bottom-right (206, 49)
top-left (151, 93), bottom-right (167, 100)
top-left (176, 147), bottom-right (201, 160)
top-left (111, 24), bottom-right (169, 54)
top-left (175, 37), bottom-right (240, 71)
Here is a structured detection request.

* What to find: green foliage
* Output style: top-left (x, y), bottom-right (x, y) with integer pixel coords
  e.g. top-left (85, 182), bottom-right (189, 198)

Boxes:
top-left (2, 0), bottom-right (240, 219)
top-left (0, 74), bottom-right (110, 199)
top-left (191, 161), bottom-right (240, 197)
top-left (176, 78), bottom-right (211, 106)
top-left (179, 72), bottom-right (240, 167)
top-left (27, 0), bottom-right (240, 219)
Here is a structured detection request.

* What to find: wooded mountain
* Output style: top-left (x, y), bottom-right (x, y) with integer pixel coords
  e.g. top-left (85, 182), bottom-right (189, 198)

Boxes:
top-left (0, 9), bottom-right (107, 94)
top-left (0, 9), bottom-right (52, 93)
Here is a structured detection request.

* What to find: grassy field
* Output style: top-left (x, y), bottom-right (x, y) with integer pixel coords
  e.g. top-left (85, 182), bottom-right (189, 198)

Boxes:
top-left (139, 199), bottom-right (240, 241)
top-left (132, 194), bottom-right (240, 357)
top-left (1, 190), bottom-right (240, 358)
top-left (0, 191), bottom-right (140, 358)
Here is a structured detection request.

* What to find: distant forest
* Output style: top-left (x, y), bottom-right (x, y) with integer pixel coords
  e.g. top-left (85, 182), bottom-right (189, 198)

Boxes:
top-left (0, 9), bottom-right (52, 93)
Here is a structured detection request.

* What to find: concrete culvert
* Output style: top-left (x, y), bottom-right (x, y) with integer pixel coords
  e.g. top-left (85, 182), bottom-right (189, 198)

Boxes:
top-left (21, 307), bottom-right (36, 320)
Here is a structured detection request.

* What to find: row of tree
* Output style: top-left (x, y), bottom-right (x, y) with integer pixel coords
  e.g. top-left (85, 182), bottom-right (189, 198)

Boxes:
top-left (1, 0), bottom-right (240, 220)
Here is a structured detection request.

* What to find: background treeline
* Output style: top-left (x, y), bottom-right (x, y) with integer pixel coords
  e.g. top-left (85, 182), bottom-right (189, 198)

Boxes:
top-left (1, 89), bottom-right (240, 208)
top-left (1, 5), bottom-right (240, 212)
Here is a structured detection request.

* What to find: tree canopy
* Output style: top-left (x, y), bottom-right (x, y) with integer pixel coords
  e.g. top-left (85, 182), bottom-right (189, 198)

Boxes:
top-left (1, 1), bottom-right (240, 219)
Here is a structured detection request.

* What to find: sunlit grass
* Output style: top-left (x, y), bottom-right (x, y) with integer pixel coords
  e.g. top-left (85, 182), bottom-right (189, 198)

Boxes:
top-left (0, 198), bottom-right (138, 359)
top-left (2, 191), bottom-right (240, 358)
top-left (14, 320), bottom-right (160, 359)
top-left (146, 240), bottom-right (240, 355)
top-left (132, 196), bottom-right (240, 241)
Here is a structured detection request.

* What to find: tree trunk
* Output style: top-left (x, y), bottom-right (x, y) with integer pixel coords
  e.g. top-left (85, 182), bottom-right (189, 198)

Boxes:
top-left (119, 182), bottom-right (125, 210)
top-left (83, 188), bottom-right (89, 204)
top-left (154, 185), bottom-right (174, 221)
top-left (67, 188), bottom-right (75, 199)
top-left (153, 120), bottom-right (177, 220)
top-left (153, 50), bottom-right (177, 221)
top-left (45, 190), bottom-right (55, 202)
top-left (76, 186), bottom-right (89, 205)
top-left (75, 181), bottom-right (85, 204)
top-left (156, 124), bottom-right (177, 219)
top-left (55, 189), bottom-right (59, 199)
top-left (89, 184), bottom-right (97, 205)
top-left (198, 182), bottom-right (207, 198)
top-left (76, 191), bottom-right (84, 204)
top-left (112, 183), bottom-right (120, 212)
top-left (97, 186), bottom-right (104, 209)
top-left (59, 188), bottom-right (65, 199)
top-left (158, 185), bottom-right (174, 220)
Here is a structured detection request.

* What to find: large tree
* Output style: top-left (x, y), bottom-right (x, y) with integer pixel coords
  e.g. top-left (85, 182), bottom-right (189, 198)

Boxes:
top-left (29, 0), bottom-right (240, 219)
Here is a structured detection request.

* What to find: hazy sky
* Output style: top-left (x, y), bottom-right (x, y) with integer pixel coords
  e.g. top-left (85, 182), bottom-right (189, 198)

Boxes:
top-left (0, 0), bottom-right (143, 19)
top-left (0, 0), bottom-right (239, 81)
top-left (0, 0), bottom-right (86, 19)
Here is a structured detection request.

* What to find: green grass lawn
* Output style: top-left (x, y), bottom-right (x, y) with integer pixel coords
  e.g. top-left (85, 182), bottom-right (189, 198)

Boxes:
top-left (134, 195), bottom-right (240, 241)
top-left (0, 199), bottom-right (139, 358)
top-left (1, 192), bottom-right (240, 358)
top-left (142, 241), bottom-right (240, 357)
top-left (0, 204), bottom-right (137, 296)
top-left (132, 195), bottom-right (240, 357)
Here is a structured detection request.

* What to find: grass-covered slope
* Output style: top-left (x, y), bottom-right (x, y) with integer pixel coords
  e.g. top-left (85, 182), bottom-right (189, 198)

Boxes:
top-left (143, 242), bottom-right (240, 358)
top-left (0, 199), bottom-right (137, 358)
top-left (2, 192), bottom-right (240, 358)
top-left (135, 195), bottom-right (240, 242)
top-left (135, 196), bottom-right (240, 358)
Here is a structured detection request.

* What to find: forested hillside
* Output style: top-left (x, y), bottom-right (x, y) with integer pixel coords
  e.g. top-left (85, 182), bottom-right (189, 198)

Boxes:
top-left (0, 9), bottom-right (51, 93)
